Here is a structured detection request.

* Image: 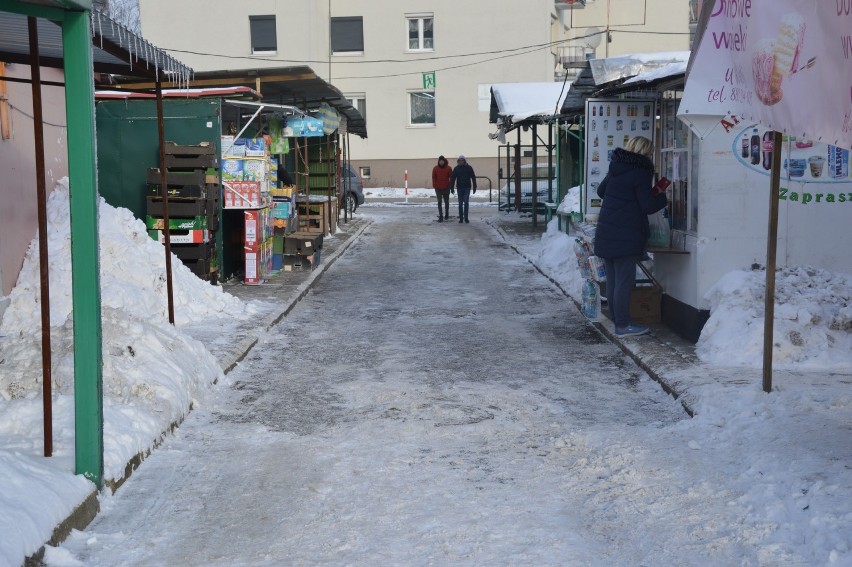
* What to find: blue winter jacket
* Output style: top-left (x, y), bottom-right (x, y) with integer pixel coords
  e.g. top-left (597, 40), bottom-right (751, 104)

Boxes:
top-left (593, 147), bottom-right (668, 259)
top-left (450, 164), bottom-right (477, 191)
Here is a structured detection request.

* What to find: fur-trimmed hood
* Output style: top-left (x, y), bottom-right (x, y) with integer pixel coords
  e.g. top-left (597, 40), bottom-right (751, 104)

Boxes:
top-left (609, 147), bottom-right (655, 175)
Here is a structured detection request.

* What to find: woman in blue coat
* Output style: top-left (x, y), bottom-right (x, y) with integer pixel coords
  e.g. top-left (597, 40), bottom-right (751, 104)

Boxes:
top-left (593, 136), bottom-right (668, 337)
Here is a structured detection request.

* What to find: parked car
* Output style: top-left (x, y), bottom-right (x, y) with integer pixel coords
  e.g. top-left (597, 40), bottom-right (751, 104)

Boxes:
top-left (499, 178), bottom-right (558, 213)
top-left (341, 163), bottom-right (365, 213)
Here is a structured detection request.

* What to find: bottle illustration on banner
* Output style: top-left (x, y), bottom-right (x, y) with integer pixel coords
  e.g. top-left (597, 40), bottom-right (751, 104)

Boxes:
top-left (599, 105), bottom-right (604, 116)
top-left (592, 106), bottom-right (597, 116)
top-left (762, 131), bottom-right (774, 170)
top-left (750, 128), bottom-right (761, 165)
top-left (593, 135), bottom-right (599, 147)
top-left (606, 105), bottom-right (611, 116)
top-left (741, 133), bottom-right (749, 158)
top-left (616, 105), bottom-right (621, 117)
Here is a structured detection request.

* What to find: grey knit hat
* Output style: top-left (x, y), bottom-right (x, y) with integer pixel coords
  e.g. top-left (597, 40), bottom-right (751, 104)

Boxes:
top-left (457, 155), bottom-right (466, 161)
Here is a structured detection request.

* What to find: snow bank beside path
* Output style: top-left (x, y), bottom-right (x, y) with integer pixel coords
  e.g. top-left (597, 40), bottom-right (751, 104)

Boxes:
top-left (0, 179), bottom-right (248, 566)
top-left (698, 267), bottom-right (852, 370)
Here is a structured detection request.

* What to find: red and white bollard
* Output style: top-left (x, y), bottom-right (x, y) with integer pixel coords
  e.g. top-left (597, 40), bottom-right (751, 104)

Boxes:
top-left (404, 169), bottom-right (409, 204)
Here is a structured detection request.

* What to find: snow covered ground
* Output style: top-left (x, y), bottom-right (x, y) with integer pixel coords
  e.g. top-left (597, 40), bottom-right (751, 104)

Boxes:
top-left (0, 186), bottom-right (850, 566)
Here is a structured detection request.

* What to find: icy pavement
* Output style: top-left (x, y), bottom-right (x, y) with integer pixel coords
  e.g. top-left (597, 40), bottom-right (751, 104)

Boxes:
top-left (47, 206), bottom-right (852, 567)
top-left (50, 207), bottom-right (689, 566)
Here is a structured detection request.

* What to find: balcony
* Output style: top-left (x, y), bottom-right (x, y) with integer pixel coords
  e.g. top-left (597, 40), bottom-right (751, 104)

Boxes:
top-left (555, 0), bottom-right (587, 9)
top-left (557, 45), bottom-right (594, 68)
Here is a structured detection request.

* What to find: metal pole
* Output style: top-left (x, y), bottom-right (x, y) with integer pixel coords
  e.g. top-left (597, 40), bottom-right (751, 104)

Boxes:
top-left (28, 16), bottom-right (53, 458)
top-left (155, 80), bottom-right (175, 325)
top-left (762, 130), bottom-right (782, 393)
top-left (344, 132), bottom-right (350, 222)
top-left (63, 8), bottom-right (104, 487)
top-left (532, 123), bottom-right (538, 228)
top-left (547, 121), bottom-right (554, 204)
top-left (514, 129), bottom-right (522, 213)
top-left (326, 135), bottom-right (332, 233)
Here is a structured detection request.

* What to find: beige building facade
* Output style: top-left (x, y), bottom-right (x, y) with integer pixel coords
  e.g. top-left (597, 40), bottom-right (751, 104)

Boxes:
top-left (138, 1), bottom-right (690, 188)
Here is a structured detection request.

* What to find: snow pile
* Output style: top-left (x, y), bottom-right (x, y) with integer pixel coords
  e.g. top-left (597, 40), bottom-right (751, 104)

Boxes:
top-left (697, 267), bottom-right (852, 369)
top-left (535, 186), bottom-right (585, 300)
top-left (0, 179), bottom-right (244, 563)
top-left (1, 179), bottom-right (249, 335)
top-left (0, 178), bottom-right (245, 456)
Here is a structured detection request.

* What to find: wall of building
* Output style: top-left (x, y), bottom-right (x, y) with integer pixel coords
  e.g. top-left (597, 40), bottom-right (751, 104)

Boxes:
top-left (328, 0), bottom-right (557, 174)
top-left (138, 0), bottom-right (329, 72)
top-left (562, 0), bottom-right (691, 59)
top-left (0, 65), bottom-right (68, 297)
top-left (139, 0), bottom-right (560, 188)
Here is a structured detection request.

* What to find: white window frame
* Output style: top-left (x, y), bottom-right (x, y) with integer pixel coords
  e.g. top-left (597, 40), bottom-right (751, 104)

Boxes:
top-left (407, 90), bottom-right (436, 128)
top-left (405, 14), bottom-right (434, 52)
top-left (659, 90), bottom-right (697, 234)
top-left (359, 166), bottom-right (371, 179)
top-left (345, 93), bottom-right (367, 124)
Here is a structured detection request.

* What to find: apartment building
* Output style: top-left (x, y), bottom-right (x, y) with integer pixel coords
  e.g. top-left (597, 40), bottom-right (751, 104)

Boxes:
top-left (137, 1), bottom-right (689, 188)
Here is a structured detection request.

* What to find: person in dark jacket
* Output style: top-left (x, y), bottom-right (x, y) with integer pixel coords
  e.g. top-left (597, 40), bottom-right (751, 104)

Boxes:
top-left (593, 136), bottom-right (668, 337)
top-left (432, 155), bottom-right (453, 222)
top-left (450, 155), bottom-right (477, 223)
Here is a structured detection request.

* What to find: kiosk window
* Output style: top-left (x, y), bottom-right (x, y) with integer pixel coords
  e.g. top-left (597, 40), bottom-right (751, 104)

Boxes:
top-left (249, 16), bottom-right (276, 54)
top-left (659, 92), bottom-right (696, 233)
top-left (331, 17), bottom-right (364, 54)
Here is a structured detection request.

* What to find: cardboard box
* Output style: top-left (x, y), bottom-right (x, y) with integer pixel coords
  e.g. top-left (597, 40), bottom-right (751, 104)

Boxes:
top-left (222, 159), bottom-right (244, 181)
top-left (146, 215), bottom-right (208, 231)
top-left (223, 181), bottom-right (263, 209)
top-left (148, 229), bottom-right (209, 244)
top-left (283, 232), bottom-right (322, 255)
top-left (600, 283), bottom-right (661, 324)
top-left (629, 286), bottom-right (661, 324)
top-left (243, 158), bottom-right (267, 181)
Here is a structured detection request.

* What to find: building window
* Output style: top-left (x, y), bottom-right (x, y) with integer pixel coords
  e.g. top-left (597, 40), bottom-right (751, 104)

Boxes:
top-left (331, 17), bottom-right (364, 54)
top-left (407, 16), bottom-right (433, 51)
top-left (346, 93), bottom-right (367, 125)
top-left (359, 166), bottom-right (371, 179)
top-left (409, 91), bottom-right (435, 126)
top-left (659, 90), bottom-right (696, 233)
top-left (249, 15), bottom-right (277, 54)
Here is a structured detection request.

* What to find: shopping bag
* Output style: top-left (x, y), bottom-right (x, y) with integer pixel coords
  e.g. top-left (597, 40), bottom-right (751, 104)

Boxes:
top-left (647, 211), bottom-right (670, 248)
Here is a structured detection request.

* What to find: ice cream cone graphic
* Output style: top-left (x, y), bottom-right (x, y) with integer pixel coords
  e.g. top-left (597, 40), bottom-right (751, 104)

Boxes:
top-left (751, 13), bottom-right (807, 107)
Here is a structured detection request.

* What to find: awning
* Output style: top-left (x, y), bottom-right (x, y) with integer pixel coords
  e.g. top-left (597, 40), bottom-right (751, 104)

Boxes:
top-left (489, 82), bottom-right (572, 126)
top-left (0, 9), bottom-right (191, 80)
top-left (105, 66), bottom-right (367, 138)
top-left (589, 51), bottom-right (691, 86)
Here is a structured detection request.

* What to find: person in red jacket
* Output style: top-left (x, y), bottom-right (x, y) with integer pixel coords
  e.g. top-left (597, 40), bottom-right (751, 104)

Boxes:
top-left (431, 155), bottom-right (453, 222)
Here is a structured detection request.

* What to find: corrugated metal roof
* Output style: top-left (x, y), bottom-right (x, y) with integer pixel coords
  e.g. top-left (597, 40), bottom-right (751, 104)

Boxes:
top-left (0, 9), bottom-right (191, 80)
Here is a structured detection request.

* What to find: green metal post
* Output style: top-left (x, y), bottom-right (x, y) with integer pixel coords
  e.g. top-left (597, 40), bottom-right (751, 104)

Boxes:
top-left (63, 9), bottom-right (104, 487)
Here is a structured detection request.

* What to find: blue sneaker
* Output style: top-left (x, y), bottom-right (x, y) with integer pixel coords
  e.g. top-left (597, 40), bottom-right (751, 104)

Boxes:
top-left (615, 324), bottom-right (649, 337)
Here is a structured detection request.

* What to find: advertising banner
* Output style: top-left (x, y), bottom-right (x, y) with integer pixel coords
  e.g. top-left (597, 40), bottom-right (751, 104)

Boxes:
top-left (679, 0), bottom-right (852, 150)
top-left (584, 98), bottom-right (656, 213)
top-left (283, 116), bottom-right (325, 138)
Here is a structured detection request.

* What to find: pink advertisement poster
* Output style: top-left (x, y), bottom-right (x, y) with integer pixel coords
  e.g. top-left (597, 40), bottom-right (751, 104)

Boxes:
top-left (679, 0), bottom-right (852, 150)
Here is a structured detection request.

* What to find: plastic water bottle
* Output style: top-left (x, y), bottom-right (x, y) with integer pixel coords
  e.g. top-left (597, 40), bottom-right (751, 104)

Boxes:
top-left (582, 279), bottom-right (599, 320)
